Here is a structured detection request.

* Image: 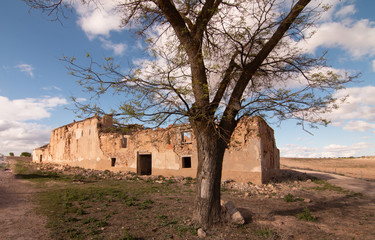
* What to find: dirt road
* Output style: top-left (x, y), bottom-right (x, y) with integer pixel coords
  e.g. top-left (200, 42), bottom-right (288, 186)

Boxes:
top-left (0, 169), bottom-right (49, 240)
top-left (293, 168), bottom-right (375, 199)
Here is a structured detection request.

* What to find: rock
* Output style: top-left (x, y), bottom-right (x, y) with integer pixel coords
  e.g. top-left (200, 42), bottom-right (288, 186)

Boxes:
top-left (174, 176), bottom-right (184, 181)
top-left (222, 179), bottom-right (234, 184)
top-left (197, 228), bottom-right (206, 238)
top-left (221, 200), bottom-right (245, 225)
top-left (304, 198), bottom-right (311, 203)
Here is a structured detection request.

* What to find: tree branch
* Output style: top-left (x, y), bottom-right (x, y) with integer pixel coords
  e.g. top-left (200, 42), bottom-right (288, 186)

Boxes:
top-left (221, 0), bottom-right (311, 127)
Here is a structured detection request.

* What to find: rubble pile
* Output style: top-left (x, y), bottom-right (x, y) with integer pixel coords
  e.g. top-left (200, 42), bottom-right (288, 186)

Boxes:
top-left (35, 163), bottom-right (314, 200)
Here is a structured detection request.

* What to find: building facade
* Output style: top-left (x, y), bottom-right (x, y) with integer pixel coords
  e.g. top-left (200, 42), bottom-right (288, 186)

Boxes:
top-left (33, 115), bottom-right (279, 184)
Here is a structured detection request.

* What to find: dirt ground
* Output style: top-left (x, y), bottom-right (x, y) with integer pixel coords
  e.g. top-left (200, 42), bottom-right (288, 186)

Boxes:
top-left (0, 160), bottom-right (374, 239)
top-left (281, 157), bottom-right (375, 181)
top-left (0, 169), bottom-right (50, 239)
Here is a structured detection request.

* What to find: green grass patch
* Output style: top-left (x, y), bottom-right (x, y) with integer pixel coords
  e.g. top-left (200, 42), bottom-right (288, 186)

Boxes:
top-left (297, 207), bottom-right (317, 222)
top-left (119, 229), bottom-right (140, 240)
top-left (11, 161), bottom-right (198, 239)
top-left (138, 199), bottom-right (154, 209)
top-left (311, 179), bottom-right (349, 193)
top-left (284, 193), bottom-right (304, 202)
top-left (255, 227), bottom-right (274, 238)
top-left (0, 162), bottom-right (8, 170)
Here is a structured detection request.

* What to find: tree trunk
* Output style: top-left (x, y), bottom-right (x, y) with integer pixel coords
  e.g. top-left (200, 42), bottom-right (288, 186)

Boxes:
top-left (191, 120), bottom-right (228, 229)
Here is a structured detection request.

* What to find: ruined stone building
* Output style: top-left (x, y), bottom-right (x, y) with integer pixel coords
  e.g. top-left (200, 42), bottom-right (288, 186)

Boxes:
top-left (33, 115), bottom-right (280, 184)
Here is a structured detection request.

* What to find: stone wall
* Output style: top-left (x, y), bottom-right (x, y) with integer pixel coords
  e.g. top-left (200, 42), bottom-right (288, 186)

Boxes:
top-left (33, 116), bottom-right (280, 184)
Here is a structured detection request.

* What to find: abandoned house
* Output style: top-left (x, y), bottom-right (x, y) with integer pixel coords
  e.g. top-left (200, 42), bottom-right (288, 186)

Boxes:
top-left (33, 115), bottom-right (280, 184)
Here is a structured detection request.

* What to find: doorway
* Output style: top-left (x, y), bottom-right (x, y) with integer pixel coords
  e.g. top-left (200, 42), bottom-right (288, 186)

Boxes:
top-left (137, 153), bottom-right (152, 175)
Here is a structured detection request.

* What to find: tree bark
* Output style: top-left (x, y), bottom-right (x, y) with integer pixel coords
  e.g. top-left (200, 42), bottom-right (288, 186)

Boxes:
top-left (191, 119), bottom-right (229, 229)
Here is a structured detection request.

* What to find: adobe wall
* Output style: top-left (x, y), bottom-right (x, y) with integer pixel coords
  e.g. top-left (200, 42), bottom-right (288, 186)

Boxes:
top-left (33, 116), bottom-right (279, 184)
top-left (33, 116), bottom-right (108, 169)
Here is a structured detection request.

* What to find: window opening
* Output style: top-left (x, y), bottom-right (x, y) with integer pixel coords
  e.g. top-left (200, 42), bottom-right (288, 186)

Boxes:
top-left (111, 158), bottom-right (116, 167)
top-left (181, 131), bottom-right (192, 143)
top-left (122, 138), bottom-right (127, 148)
top-left (182, 156), bottom-right (191, 168)
top-left (39, 154), bottom-right (43, 163)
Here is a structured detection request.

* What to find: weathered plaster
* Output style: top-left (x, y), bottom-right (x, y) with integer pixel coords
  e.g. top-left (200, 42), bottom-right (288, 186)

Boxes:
top-left (33, 115), bottom-right (280, 184)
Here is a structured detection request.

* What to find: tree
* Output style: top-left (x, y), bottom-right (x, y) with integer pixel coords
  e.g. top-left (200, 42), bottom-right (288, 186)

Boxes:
top-left (9, 152), bottom-right (14, 157)
top-left (25, 0), bottom-right (353, 228)
top-left (20, 152), bottom-right (32, 157)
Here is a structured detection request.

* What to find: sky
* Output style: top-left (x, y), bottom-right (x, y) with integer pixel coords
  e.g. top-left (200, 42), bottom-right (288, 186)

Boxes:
top-left (0, 0), bottom-right (374, 157)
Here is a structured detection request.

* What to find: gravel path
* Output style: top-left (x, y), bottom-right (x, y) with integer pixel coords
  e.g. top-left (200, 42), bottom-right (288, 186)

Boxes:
top-left (293, 168), bottom-right (375, 199)
top-left (0, 169), bottom-right (50, 240)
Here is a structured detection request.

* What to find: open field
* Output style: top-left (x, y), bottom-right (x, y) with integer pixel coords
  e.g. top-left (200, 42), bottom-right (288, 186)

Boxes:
top-left (1, 160), bottom-right (374, 239)
top-left (281, 157), bottom-right (375, 181)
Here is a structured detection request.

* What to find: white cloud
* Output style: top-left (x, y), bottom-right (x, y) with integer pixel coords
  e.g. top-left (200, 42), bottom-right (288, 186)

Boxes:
top-left (0, 96), bottom-right (68, 156)
top-left (343, 120), bottom-right (375, 132)
top-left (322, 142), bottom-right (373, 157)
top-left (73, 0), bottom-right (123, 39)
top-left (280, 144), bottom-right (320, 158)
top-left (280, 141), bottom-right (373, 158)
top-left (326, 86), bottom-right (375, 126)
top-left (15, 64), bottom-right (34, 77)
top-left (42, 86), bottom-right (62, 91)
top-left (99, 37), bottom-right (126, 55)
top-left (301, 19), bottom-right (375, 58)
top-left (0, 96), bottom-right (67, 121)
top-left (296, 0), bottom-right (375, 59)
top-left (0, 120), bottom-right (51, 156)
top-left (75, 97), bottom-right (87, 102)
top-left (334, 4), bottom-right (356, 18)
top-left (324, 86), bottom-right (375, 133)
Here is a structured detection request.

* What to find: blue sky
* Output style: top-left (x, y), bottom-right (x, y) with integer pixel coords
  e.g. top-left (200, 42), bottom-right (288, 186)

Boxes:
top-left (0, 0), bottom-right (374, 157)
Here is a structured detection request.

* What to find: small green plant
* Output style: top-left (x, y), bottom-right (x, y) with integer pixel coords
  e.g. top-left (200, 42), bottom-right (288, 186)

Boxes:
top-left (255, 227), bottom-right (274, 238)
top-left (119, 230), bottom-right (138, 240)
top-left (346, 192), bottom-right (363, 198)
top-left (166, 178), bottom-right (175, 184)
top-left (184, 176), bottom-right (195, 185)
top-left (139, 199), bottom-right (154, 209)
top-left (284, 193), bottom-right (303, 202)
top-left (157, 175), bottom-right (165, 180)
top-left (157, 214), bottom-right (168, 220)
top-left (172, 223), bottom-right (197, 237)
top-left (297, 207), bottom-right (317, 222)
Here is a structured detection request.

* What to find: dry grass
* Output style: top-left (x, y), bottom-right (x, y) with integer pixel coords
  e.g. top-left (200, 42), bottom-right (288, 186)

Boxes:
top-left (281, 157), bottom-right (375, 180)
top-left (4, 160), bottom-right (375, 239)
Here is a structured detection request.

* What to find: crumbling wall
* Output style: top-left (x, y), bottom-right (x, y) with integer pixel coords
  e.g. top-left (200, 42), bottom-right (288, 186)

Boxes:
top-left (33, 116), bottom-right (109, 169)
top-left (98, 124), bottom-right (196, 177)
top-left (33, 115), bottom-right (279, 184)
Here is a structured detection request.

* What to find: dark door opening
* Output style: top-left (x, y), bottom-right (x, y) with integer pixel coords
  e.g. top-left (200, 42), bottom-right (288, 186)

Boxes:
top-left (137, 154), bottom-right (152, 175)
top-left (111, 158), bottom-right (116, 167)
top-left (39, 154), bottom-right (43, 163)
top-left (182, 156), bottom-right (191, 168)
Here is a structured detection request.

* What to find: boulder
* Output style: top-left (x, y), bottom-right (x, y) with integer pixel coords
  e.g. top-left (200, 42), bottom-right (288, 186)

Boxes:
top-left (220, 200), bottom-right (245, 225)
top-left (197, 228), bottom-right (206, 238)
